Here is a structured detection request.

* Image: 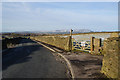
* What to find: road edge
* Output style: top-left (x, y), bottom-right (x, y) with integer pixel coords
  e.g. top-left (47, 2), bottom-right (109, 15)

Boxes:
top-left (33, 40), bottom-right (75, 80)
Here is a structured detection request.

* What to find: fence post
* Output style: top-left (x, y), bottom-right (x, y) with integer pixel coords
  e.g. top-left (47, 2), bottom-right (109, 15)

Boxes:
top-left (91, 37), bottom-right (94, 53)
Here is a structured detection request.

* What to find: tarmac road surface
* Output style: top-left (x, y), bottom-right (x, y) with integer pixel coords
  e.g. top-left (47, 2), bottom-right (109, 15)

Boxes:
top-left (2, 39), bottom-right (67, 78)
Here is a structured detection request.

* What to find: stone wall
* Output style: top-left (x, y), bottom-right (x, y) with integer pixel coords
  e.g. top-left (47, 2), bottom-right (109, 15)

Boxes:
top-left (30, 36), bottom-right (70, 51)
top-left (2, 37), bottom-right (22, 50)
top-left (30, 32), bottom-right (120, 53)
top-left (101, 37), bottom-right (120, 79)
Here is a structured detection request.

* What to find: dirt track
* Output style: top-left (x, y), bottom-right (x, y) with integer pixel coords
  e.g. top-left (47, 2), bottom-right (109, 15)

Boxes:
top-left (63, 52), bottom-right (107, 78)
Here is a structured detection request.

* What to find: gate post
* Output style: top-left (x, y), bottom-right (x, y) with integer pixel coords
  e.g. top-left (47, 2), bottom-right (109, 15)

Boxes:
top-left (67, 29), bottom-right (73, 52)
top-left (94, 38), bottom-right (102, 53)
top-left (91, 37), bottom-right (94, 53)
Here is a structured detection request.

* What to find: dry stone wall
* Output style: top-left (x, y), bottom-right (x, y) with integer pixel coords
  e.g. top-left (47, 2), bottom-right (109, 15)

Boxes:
top-left (30, 32), bottom-right (120, 53)
top-left (30, 36), bottom-right (70, 51)
top-left (101, 37), bottom-right (120, 79)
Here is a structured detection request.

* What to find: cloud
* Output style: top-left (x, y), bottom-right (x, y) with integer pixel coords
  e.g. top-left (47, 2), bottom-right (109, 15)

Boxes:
top-left (2, 2), bottom-right (118, 32)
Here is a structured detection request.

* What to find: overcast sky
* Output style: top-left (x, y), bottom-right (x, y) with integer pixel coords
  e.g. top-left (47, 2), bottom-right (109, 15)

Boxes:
top-left (2, 2), bottom-right (118, 32)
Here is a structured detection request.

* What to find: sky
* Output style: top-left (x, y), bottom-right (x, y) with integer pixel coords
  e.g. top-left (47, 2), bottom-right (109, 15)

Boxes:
top-left (2, 2), bottom-right (118, 32)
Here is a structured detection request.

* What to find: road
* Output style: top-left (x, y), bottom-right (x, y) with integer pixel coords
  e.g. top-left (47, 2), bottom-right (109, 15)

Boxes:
top-left (2, 39), bottom-right (67, 78)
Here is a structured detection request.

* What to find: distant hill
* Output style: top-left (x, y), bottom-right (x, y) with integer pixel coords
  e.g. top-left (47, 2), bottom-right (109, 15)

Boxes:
top-left (23, 29), bottom-right (92, 34)
top-left (2, 29), bottom-right (92, 35)
top-left (49, 29), bottom-right (92, 34)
